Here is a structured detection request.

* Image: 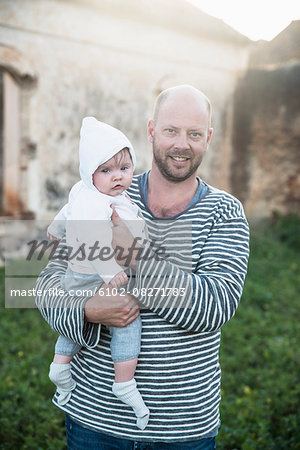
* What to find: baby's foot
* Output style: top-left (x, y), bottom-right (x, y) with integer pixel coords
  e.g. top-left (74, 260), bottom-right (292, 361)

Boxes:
top-left (136, 411), bottom-right (150, 430)
top-left (112, 379), bottom-right (150, 430)
top-left (49, 362), bottom-right (76, 405)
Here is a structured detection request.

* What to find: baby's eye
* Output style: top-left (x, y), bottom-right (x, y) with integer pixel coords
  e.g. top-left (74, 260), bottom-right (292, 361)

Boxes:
top-left (121, 166), bottom-right (128, 171)
top-left (102, 168), bottom-right (109, 173)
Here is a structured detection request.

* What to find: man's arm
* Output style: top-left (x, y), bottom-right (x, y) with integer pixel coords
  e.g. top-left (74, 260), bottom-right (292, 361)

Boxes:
top-left (35, 239), bottom-right (139, 346)
top-left (111, 206), bottom-right (249, 333)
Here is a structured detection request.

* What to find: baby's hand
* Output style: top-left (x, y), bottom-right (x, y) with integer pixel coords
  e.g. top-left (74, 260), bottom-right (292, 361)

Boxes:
top-left (47, 232), bottom-right (61, 242)
top-left (109, 271), bottom-right (128, 289)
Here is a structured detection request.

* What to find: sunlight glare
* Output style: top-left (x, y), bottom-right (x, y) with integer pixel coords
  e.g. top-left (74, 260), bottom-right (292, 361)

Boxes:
top-left (186, 0), bottom-right (300, 41)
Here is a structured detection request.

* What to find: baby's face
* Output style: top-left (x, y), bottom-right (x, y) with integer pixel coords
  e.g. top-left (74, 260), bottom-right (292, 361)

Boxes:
top-left (92, 149), bottom-right (133, 196)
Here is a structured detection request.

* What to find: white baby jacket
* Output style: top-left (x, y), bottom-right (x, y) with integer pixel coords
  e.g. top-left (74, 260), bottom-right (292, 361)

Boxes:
top-left (47, 118), bottom-right (146, 283)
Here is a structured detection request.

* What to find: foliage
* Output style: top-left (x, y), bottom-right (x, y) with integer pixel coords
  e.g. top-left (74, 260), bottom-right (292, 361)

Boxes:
top-left (270, 212), bottom-right (300, 251)
top-left (217, 213), bottom-right (300, 449)
top-left (1, 213), bottom-right (300, 449)
top-left (0, 276), bottom-right (66, 449)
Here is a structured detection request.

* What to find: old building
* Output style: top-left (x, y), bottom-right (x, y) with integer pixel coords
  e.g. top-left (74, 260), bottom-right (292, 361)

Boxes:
top-left (231, 21), bottom-right (300, 220)
top-left (0, 0), bottom-right (251, 219)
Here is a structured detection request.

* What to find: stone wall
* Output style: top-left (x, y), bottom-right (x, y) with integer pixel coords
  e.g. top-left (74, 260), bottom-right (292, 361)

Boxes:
top-left (231, 22), bottom-right (300, 220)
top-left (0, 0), bottom-right (250, 219)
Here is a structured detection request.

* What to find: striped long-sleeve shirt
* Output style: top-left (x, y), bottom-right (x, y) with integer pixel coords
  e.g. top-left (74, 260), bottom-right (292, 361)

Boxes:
top-left (35, 172), bottom-right (249, 442)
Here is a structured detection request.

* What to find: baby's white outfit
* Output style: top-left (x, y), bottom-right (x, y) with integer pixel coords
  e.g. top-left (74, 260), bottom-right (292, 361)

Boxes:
top-left (47, 118), bottom-right (149, 429)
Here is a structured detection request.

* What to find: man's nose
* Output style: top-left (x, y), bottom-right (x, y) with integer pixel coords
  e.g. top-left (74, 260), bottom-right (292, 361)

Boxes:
top-left (174, 132), bottom-right (189, 149)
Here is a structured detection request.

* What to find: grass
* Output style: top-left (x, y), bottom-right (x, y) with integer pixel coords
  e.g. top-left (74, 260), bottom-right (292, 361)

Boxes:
top-left (1, 213), bottom-right (300, 449)
top-left (217, 213), bottom-right (300, 449)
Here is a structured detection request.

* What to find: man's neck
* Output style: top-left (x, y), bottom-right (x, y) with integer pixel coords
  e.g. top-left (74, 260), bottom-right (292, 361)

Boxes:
top-left (147, 167), bottom-right (199, 218)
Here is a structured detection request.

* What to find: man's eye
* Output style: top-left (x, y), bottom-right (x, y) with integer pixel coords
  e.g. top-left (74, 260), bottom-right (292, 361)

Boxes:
top-left (167, 129), bottom-right (174, 133)
top-left (191, 132), bottom-right (200, 138)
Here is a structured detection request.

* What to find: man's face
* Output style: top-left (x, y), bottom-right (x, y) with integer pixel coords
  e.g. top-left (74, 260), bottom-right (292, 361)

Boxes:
top-left (92, 149), bottom-right (133, 196)
top-left (148, 95), bottom-right (213, 182)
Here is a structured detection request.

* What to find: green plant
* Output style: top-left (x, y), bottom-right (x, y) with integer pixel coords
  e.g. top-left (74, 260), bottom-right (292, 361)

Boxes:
top-left (217, 214), bottom-right (300, 449)
top-left (0, 271), bottom-right (66, 449)
top-left (1, 214), bottom-right (300, 449)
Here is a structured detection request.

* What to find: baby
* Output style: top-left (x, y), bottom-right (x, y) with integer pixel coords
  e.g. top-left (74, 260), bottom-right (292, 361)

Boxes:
top-left (47, 117), bottom-right (149, 430)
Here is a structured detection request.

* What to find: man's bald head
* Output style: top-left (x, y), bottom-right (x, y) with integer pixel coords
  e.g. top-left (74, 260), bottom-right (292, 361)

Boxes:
top-left (153, 85), bottom-right (212, 128)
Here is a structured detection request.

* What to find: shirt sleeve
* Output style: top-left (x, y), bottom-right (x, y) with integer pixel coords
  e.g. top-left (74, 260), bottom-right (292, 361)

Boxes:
top-left (35, 238), bottom-right (101, 348)
top-left (128, 214), bottom-right (250, 333)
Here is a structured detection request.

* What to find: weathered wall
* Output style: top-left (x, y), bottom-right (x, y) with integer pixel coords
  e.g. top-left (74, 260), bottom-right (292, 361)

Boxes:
top-left (0, 0), bottom-right (250, 219)
top-left (231, 23), bottom-right (300, 220)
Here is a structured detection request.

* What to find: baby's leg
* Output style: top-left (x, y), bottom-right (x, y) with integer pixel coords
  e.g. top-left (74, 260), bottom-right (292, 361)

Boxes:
top-left (114, 358), bottom-right (138, 383)
top-left (53, 354), bottom-right (72, 364)
top-left (110, 317), bottom-right (150, 430)
top-left (49, 336), bottom-right (80, 405)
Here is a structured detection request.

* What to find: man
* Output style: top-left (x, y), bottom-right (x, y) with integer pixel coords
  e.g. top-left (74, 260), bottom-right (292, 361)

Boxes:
top-left (36, 85), bottom-right (249, 449)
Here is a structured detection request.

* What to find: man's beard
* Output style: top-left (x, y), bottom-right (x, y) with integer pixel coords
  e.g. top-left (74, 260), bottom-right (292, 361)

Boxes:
top-left (152, 140), bottom-right (203, 182)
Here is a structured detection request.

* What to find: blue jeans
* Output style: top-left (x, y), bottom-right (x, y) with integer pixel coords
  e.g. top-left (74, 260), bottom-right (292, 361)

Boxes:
top-left (66, 415), bottom-right (216, 449)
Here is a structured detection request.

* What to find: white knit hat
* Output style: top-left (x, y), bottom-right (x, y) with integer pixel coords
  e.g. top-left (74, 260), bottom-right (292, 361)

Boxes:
top-left (79, 117), bottom-right (136, 190)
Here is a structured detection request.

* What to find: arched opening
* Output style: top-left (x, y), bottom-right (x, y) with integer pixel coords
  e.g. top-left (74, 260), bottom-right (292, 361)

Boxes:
top-left (0, 45), bottom-right (37, 217)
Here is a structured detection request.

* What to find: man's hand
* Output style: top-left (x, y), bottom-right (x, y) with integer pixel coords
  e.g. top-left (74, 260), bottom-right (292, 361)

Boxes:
top-left (110, 205), bottom-right (142, 270)
top-left (84, 283), bottom-right (139, 327)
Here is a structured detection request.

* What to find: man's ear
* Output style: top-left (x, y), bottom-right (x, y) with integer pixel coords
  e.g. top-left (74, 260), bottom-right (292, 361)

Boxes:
top-left (206, 128), bottom-right (213, 147)
top-left (147, 119), bottom-right (154, 143)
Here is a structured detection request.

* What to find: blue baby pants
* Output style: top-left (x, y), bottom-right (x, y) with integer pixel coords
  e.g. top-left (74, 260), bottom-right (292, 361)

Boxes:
top-left (55, 269), bottom-right (141, 362)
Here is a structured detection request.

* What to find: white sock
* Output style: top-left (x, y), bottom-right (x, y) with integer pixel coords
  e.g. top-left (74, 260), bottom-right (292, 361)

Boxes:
top-left (49, 362), bottom-right (76, 406)
top-left (112, 379), bottom-right (150, 430)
